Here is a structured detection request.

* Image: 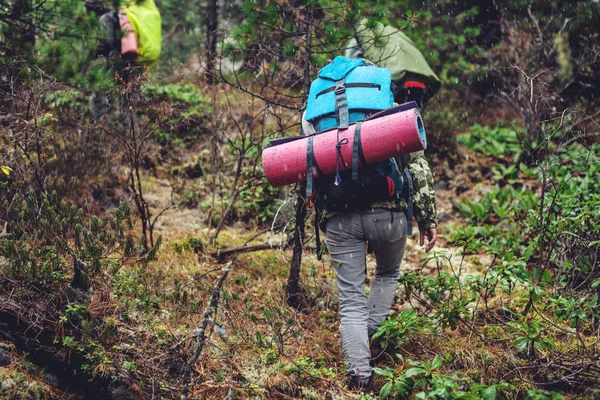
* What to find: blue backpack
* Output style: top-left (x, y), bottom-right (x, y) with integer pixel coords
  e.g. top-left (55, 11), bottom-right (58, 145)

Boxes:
top-left (303, 57), bottom-right (414, 237)
top-left (305, 56), bottom-right (394, 132)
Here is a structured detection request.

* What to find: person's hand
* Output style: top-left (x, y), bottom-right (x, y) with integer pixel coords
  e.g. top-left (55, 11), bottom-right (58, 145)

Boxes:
top-left (419, 227), bottom-right (437, 253)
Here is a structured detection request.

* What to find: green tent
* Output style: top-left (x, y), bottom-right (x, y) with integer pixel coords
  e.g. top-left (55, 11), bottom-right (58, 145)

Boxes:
top-left (123, 0), bottom-right (161, 66)
top-left (346, 20), bottom-right (440, 96)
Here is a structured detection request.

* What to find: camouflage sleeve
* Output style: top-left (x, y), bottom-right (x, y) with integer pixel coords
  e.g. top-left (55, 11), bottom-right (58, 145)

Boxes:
top-left (408, 151), bottom-right (437, 231)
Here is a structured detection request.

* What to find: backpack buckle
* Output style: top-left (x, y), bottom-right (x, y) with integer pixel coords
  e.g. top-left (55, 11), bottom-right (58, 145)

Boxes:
top-left (334, 81), bottom-right (345, 95)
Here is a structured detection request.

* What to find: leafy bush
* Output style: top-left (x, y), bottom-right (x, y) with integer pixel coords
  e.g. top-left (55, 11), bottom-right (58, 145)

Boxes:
top-left (0, 186), bottom-right (143, 283)
top-left (374, 355), bottom-right (515, 400)
top-left (141, 83), bottom-right (212, 145)
top-left (373, 310), bottom-right (436, 347)
top-left (441, 137), bottom-right (600, 390)
top-left (141, 83), bottom-right (207, 112)
top-left (457, 123), bottom-right (524, 160)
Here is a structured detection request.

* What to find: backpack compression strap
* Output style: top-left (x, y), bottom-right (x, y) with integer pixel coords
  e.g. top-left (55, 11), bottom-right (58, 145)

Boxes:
top-left (334, 79), bottom-right (349, 129)
top-left (306, 135), bottom-right (326, 199)
top-left (352, 121), bottom-right (367, 180)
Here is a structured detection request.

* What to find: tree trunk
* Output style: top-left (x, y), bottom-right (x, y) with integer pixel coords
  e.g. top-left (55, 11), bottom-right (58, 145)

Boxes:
top-left (9, 0), bottom-right (35, 53)
top-left (3, 0), bottom-right (35, 98)
top-left (286, 187), bottom-right (307, 308)
top-left (205, 0), bottom-right (218, 84)
top-left (286, 6), bottom-right (313, 308)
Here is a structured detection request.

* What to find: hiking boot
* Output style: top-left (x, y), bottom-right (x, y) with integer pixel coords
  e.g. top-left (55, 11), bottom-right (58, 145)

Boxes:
top-left (348, 373), bottom-right (374, 392)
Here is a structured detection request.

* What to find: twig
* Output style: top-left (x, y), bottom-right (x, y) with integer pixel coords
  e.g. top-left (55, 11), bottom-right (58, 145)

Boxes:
top-left (561, 132), bottom-right (600, 148)
top-left (527, 6), bottom-right (544, 51)
top-left (181, 262), bottom-right (232, 400)
top-left (215, 243), bottom-right (284, 262)
top-left (242, 228), bottom-right (271, 246)
top-left (0, 221), bottom-right (10, 238)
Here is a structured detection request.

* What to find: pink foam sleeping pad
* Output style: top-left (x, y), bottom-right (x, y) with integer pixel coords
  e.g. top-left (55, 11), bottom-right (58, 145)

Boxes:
top-left (119, 10), bottom-right (140, 60)
top-left (262, 106), bottom-right (427, 187)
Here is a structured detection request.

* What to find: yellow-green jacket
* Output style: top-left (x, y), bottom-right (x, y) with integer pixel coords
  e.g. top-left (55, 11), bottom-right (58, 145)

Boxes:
top-left (123, 0), bottom-right (161, 66)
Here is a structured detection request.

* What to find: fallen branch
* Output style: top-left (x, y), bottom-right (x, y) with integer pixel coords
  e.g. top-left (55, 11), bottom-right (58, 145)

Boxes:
top-left (215, 243), bottom-right (284, 261)
top-left (181, 262), bottom-right (232, 400)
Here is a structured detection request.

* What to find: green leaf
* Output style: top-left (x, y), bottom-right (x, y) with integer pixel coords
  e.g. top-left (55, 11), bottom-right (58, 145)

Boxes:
top-left (483, 385), bottom-right (498, 400)
top-left (453, 393), bottom-right (480, 400)
top-left (404, 367), bottom-right (426, 378)
top-left (372, 329), bottom-right (384, 339)
top-left (541, 270), bottom-right (553, 284)
top-left (380, 382), bottom-right (393, 399)
top-left (522, 245), bottom-right (534, 261)
top-left (373, 367), bottom-right (395, 379)
top-left (550, 392), bottom-right (565, 400)
top-left (515, 339), bottom-right (528, 353)
top-left (395, 379), bottom-right (406, 398)
top-left (431, 355), bottom-right (444, 369)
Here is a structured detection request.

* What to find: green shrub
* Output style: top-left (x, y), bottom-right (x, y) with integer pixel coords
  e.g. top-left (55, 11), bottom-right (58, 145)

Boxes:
top-left (457, 123), bottom-right (524, 160)
top-left (0, 187), bottom-right (142, 283)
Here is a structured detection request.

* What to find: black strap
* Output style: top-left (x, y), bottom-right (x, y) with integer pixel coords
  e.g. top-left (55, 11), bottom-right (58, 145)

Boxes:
top-left (352, 121), bottom-right (368, 180)
top-left (315, 206), bottom-right (322, 260)
top-left (306, 135), bottom-right (325, 198)
top-left (315, 82), bottom-right (381, 99)
top-left (306, 136), bottom-right (315, 198)
top-left (334, 79), bottom-right (349, 129)
top-left (397, 154), bottom-right (410, 171)
top-left (334, 134), bottom-right (349, 184)
top-left (352, 121), bottom-right (364, 180)
top-left (404, 168), bottom-right (414, 236)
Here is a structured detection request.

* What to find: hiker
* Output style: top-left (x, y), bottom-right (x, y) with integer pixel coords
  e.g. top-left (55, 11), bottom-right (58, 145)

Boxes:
top-left (325, 150), bottom-right (436, 390)
top-left (84, 0), bottom-right (162, 68)
top-left (345, 19), bottom-right (441, 110)
top-left (84, 0), bottom-right (161, 118)
top-left (301, 54), bottom-right (438, 390)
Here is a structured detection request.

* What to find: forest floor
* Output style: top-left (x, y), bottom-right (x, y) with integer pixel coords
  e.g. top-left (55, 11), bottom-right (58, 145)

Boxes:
top-left (4, 81), bottom-right (595, 399)
top-left (134, 158), bottom-right (487, 399)
top-left (0, 141), bottom-right (500, 399)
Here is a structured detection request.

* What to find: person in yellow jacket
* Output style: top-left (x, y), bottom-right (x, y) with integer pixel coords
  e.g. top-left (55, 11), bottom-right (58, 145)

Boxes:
top-left (84, 1), bottom-right (161, 118)
top-left (84, 0), bottom-right (161, 68)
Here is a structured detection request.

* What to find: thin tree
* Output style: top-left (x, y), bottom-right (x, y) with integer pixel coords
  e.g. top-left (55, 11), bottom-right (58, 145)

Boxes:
top-left (205, 0), bottom-right (218, 84)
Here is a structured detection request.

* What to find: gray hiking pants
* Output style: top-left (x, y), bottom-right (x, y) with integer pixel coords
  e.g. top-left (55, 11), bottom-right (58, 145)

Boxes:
top-left (325, 209), bottom-right (407, 379)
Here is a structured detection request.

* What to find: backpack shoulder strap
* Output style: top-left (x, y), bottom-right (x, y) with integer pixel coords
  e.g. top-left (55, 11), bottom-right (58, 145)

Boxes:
top-left (396, 154), bottom-right (411, 172)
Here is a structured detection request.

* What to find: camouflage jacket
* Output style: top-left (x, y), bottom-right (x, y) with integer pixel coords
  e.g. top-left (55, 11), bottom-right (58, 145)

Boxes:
top-left (319, 150), bottom-right (437, 232)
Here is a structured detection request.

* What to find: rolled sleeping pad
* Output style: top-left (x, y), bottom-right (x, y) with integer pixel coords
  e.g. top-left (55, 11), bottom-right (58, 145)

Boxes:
top-left (262, 104), bottom-right (426, 187)
top-left (119, 9), bottom-right (140, 60)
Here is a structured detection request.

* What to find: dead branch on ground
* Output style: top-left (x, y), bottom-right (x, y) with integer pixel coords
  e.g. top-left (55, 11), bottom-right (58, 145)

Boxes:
top-left (180, 262), bottom-right (232, 400)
